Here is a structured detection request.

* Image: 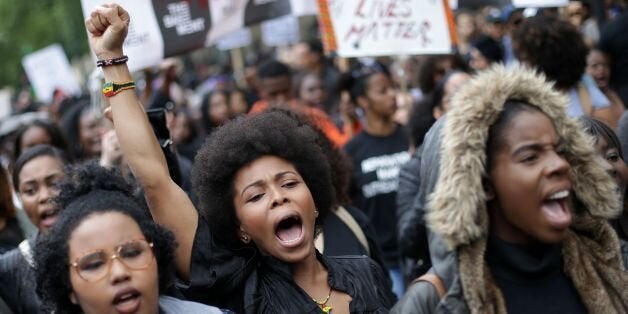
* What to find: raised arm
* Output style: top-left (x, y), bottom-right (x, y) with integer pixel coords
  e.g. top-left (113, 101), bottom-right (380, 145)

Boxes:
top-left (85, 4), bottom-right (196, 280)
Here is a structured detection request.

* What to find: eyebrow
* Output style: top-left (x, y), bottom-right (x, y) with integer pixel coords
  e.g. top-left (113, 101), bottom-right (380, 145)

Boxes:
top-left (240, 171), bottom-right (298, 197)
top-left (20, 172), bottom-right (62, 187)
top-left (511, 143), bottom-right (549, 157)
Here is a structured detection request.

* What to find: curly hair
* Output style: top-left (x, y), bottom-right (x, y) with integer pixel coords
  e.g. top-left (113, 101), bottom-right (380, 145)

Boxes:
top-left (267, 108), bottom-right (352, 206)
top-left (34, 162), bottom-right (176, 314)
top-left (192, 110), bottom-right (334, 248)
top-left (513, 16), bottom-right (588, 89)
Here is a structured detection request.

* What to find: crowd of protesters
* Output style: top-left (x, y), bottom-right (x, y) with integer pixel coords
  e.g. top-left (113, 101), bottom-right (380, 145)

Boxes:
top-left (0, 1), bottom-right (627, 313)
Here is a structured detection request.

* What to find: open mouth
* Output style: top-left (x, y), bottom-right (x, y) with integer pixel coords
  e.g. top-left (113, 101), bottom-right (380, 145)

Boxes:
top-left (541, 189), bottom-right (572, 230)
top-left (274, 214), bottom-right (304, 247)
top-left (39, 207), bottom-right (59, 229)
top-left (112, 288), bottom-right (141, 314)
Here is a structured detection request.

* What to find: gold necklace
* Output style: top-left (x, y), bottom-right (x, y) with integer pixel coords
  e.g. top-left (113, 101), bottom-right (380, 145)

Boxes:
top-left (312, 287), bottom-right (333, 313)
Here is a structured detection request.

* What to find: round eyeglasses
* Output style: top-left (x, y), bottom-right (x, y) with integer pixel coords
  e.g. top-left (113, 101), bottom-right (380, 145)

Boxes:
top-left (70, 239), bottom-right (154, 282)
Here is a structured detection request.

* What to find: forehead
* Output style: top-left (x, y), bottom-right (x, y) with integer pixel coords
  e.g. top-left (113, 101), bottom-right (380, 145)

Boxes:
top-left (587, 51), bottom-right (608, 63)
top-left (19, 155), bottom-right (63, 183)
top-left (68, 211), bottom-right (144, 257)
top-left (496, 109), bottom-right (558, 151)
top-left (302, 74), bottom-right (322, 87)
top-left (210, 92), bottom-right (227, 102)
top-left (366, 72), bottom-right (391, 88)
top-left (260, 76), bottom-right (291, 91)
top-left (444, 73), bottom-right (470, 93)
top-left (233, 156), bottom-right (299, 188)
top-left (22, 126), bottom-right (50, 140)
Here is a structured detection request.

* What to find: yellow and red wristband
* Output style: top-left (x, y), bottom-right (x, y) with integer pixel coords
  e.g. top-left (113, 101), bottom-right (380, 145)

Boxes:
top-left (102, 81), bottom-right (135, 97)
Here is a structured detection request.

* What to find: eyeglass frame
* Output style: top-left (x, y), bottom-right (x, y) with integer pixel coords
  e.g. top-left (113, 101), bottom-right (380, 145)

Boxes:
top-left (69, 239), bottom-right (155, 282)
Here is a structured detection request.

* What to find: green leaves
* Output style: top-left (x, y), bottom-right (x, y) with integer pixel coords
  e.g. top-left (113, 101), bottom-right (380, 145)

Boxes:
top-left (0, 0), bottom-right (88, 88)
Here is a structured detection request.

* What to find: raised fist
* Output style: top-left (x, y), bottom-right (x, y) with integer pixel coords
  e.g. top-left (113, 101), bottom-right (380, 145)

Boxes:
top-left (85, 3), bottom-right (130, 60)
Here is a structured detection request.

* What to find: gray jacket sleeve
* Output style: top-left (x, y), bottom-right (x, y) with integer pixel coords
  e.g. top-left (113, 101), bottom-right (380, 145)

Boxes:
top-left (617, 111), bottom-right (628, 157)
top-left (396, 148), bottom-right (424, 258)
top-left (390, 280), bottom-right (440, 314)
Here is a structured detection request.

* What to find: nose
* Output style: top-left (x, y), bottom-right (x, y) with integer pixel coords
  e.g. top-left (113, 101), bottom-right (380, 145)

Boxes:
top-left (269, 185), bottom-right (288, 209)
top-left (38, 185), bottom-right (55, 204)
top-left (546, 151), bottom-right (571, 178)
top-left (109, 257), bottom-right (131, 285)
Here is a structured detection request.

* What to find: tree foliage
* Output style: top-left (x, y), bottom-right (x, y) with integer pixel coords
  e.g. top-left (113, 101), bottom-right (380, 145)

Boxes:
top-left (0, 0), bottom-right (89, 88)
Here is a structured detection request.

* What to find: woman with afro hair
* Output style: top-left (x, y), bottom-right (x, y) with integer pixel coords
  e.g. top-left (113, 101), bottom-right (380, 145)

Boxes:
top-left (513, 15), bottom-right (615, 124)
top-left (34, 162), bottom-right (224, 313)
top-left (85, 4), bottom-right (395, 313)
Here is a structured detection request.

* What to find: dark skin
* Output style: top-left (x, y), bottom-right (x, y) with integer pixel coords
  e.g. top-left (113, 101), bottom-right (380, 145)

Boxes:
top-left (487, 109), bottom-right (573, 245)
top-left (357, 73), bottom-right (397, 137)
top-left (259, 75), bottom-right (293, 106)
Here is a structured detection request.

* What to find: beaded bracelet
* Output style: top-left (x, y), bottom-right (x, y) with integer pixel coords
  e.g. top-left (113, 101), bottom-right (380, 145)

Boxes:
top-left (102, 81), bottom-right (135, 97)
top-left (97, 55), bottom-right (129, 67)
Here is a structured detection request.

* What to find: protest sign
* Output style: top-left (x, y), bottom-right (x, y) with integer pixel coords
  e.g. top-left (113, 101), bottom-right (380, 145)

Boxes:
top-left (81, 0), bottom-right (168, 72)
top-left (290, 0), bottom-right (318, 15)
top-left (262, 15), bottom-right (300, 47)
top-left (512, 0), bottom-right (568, 7)
top-left (0, 89), bottom-right (11, 120)
top-left (207, 0), bottom-right (292, 42)
top-left (81, 0), bottom-right (299, 70)
top-left (22, 44), bottom-right (81, 103)
top-left (216, 28), bottom-right (253, 51)
top-left (323, 0), bottom-right (456, 57)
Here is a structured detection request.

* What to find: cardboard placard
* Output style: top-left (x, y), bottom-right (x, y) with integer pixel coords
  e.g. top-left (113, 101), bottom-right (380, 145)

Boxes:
top-left (512, 0), bottom-right (568, 8)
top-left (262, 15), bottom-right (300, 47)
top-left (324, 0), bottom-right (456, 57)
top-left (22, 44), bottom-right (81, 103)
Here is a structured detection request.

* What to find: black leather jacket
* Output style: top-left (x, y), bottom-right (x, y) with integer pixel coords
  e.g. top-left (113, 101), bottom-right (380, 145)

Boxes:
top-left (179, 218), bottom-right (396, 313)
top-left (0, 235), bottom-right (41, 314)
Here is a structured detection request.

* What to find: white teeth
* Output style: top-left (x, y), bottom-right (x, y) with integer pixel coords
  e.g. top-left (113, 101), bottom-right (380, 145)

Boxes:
top-left (548, 190), bottom-right (569, 200)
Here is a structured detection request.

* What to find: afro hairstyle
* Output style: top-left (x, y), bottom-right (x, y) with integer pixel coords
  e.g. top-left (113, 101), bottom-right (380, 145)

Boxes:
top-left (34, 161), bottom-right (176, 314)
top-left (513, 15), bottom-right (588, 90)
top-left (266, 107), bottom-right (352, 206)
top-left (192, 110), bottom-right (334, 248)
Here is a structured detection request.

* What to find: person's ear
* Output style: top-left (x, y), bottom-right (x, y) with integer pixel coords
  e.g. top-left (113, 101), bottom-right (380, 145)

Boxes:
top-left (70, 292), bottom-right (78, 305)
top-left (356, 95), bottom-right (369, 110)
top-left (433, 105), bottom-right (444, 119)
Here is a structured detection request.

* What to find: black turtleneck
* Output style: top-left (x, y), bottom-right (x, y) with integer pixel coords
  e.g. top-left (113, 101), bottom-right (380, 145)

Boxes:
top-left (485, 236), bottom-right (587, 314)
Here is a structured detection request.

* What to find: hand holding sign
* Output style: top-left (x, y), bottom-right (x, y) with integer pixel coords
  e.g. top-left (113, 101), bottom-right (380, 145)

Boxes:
top-left (84, 3), bottom-right (130, 59)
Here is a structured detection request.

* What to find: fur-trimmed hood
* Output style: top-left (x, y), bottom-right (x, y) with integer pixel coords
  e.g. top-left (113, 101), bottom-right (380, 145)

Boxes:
top-left (427, 64), bottom-right (621, 249)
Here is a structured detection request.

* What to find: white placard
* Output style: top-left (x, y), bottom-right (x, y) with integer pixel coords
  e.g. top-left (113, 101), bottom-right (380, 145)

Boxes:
top-left (22, 44), bottom-right (81, 103)
top-left (512, 0), bottom-right (568, 8)
top-left (0, 89), bottom-right (11, 120)
top-left (290, 0), bottom-right (318, 15)
top-left (262, 15), bottom-right (300, 47)
top-left (216, 28), bottom-right (252, 51)
top-left (449, 0), bottom-right (458, 10)
top-left (81, 0), bottom-right (165, 72)
top-left (328, 0), bottom-right (454, 57)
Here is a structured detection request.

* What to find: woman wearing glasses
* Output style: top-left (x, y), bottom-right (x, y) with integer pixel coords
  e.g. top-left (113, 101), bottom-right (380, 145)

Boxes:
top-left (34, 162), bottom-right (224, 314)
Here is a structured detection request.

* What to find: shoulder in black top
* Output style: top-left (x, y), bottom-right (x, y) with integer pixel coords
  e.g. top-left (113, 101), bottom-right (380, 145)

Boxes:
top-left (179, 218), bottom-right (396, 313)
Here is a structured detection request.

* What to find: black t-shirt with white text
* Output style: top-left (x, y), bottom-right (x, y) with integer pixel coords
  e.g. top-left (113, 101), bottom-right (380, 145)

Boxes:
top-left (344, 125), bottom-right (410, 268)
